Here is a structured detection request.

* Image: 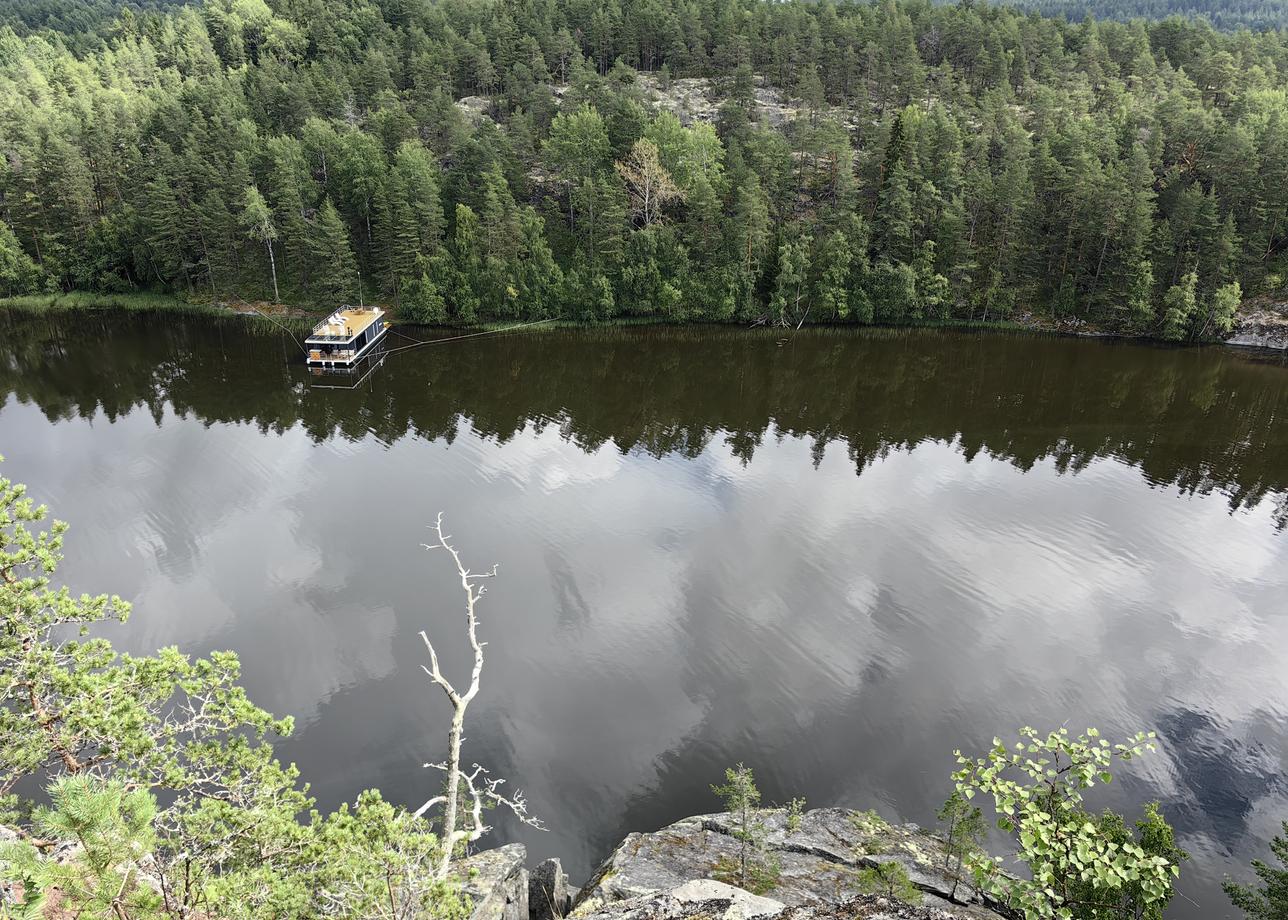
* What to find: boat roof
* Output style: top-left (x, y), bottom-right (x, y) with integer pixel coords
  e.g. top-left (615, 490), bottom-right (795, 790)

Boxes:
top-left (307, 307), bottom-right (383, 341)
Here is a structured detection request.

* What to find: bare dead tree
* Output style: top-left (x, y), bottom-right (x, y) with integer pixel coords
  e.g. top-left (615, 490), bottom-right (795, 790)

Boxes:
top-left (414, 513), bottom-right (543, 880)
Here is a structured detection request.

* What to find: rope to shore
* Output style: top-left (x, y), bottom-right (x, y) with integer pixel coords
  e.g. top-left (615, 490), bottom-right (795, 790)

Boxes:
top-left (242, 308), bottom-right (553, 368)
top-left (246, 305), bottom-right (309, 355)
top-left (378, 318), bottom-right (556, 357)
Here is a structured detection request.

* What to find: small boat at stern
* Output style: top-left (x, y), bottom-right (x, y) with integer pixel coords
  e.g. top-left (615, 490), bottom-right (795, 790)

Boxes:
top-left (306, 306), bottom-right (390, 367)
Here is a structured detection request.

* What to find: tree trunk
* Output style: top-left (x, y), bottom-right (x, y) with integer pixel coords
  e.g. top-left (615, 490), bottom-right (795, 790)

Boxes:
top-left (435, 705), bottom-right (465, 879)
top-left (266, 240), bottom-right (279, 302)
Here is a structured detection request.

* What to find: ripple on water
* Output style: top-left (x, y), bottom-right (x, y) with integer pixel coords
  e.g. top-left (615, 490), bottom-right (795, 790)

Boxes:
top-left (0, 319), bottom-right (1284, 919)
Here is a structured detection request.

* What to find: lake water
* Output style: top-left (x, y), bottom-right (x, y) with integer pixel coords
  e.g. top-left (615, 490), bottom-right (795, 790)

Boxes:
top-left (2, 312), bottom-right (1286, 918)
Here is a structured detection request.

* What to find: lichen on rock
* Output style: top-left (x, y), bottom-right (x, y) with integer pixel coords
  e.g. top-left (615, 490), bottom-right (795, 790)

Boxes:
top-left (570, 808), bottom-right (1006, 919)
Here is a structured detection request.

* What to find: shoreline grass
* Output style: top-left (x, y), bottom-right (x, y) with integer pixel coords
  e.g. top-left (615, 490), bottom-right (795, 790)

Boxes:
top-left (0, 291), bottom-right (221, 314)
top-left (1, 294), bottom-right (1030, 334)
top-left (1, 292), bottom-right (1227, 348)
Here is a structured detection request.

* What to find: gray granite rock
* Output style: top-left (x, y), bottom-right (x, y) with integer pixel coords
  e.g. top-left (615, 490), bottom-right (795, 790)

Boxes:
top-left (778, 893), bottom-right (1004, 920)
top-left (570, 808), bottom-right (1005, 919)
top-left (458, 842), bottom-right (529, 920)
top-left (573, 879), bottom-right (785, 919)
top-left (531, 857), bottom-right (571, 920)
top-left (1227, 305), bottom-right (1288, 349)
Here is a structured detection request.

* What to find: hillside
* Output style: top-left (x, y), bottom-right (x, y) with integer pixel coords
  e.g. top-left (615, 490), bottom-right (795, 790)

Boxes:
top-left (0, 0), bottom-right (187, 50)
top-left (1006, 0), bottom-right (1288, 31)
top-left (1, 0), bottom-right (1287, 342)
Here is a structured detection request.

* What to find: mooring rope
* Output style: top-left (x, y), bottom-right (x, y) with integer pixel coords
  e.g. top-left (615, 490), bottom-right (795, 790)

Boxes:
top-left (246, 305), bottom-right (308, 355)
top-left (377, 318), bottom-right (556, 357)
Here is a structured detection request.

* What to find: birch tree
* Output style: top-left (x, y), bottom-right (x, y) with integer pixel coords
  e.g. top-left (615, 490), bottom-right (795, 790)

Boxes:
top-left (616, 139), bottom-right (683, 228)
top-left (240, 185), bottom-right (280, 302)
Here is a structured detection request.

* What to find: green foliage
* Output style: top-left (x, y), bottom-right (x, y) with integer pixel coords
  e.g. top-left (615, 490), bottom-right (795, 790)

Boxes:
top-left (849, 809), bottom-right (890, 837)
top-left (0, 0), bottom-right (1280, 334)
top-left (712, 854), bottom-right (782, 897)
top-left (1208, 282), bottom-right (1242, 336)
top-left (786, 797), bottom-right (806, 833)
top-left (293, 791), bottom-right (469, 920)
top-left (1161, 272), bottom-right (1199, 342)
top-left (1, 776), bottom-right (161, 919)
top-left (711, 764), bottom-right (776, 893)
top-left (0, 460), bottom-right (462, 919)
top-left (401, 271), bottom-right (448, 324)
top-left (952, 727), bottom-right (1183, 920)
top-left (1126, 261), bottom-right (1157, 333)
top-left (0, 220), bottom-right (44, 297)
top-left (857, 860), bottom-right (922, 904)
top-left (306, 198), bottom-right (358, 304)
top-left (1061, 804), bottom-right (1188, 920)
top-left (938, 790), bottom-right (986, 900)
top-left (1005, 0), bottom-right (1288, 31)
top-left (1225, 821), bottom-right (1288, 920)
top-left (847, 809), bottom-right (894, 859)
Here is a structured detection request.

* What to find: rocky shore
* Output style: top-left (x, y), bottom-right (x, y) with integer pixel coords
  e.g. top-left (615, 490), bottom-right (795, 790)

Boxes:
top-left (1226, 303), bottom-right (1288, 349)
top-left (462, 807), bottom-right (1011, 920)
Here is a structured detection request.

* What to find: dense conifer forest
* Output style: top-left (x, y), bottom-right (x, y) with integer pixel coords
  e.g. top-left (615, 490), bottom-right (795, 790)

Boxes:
top-left (1, 0), bottom-right (1287, 340)
top-left (1007, 0), bottom-right (1288, 31)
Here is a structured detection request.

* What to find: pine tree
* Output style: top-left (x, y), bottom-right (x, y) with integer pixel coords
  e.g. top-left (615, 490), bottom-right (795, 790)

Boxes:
top-left (387, 141), bottom-right (444, 294)
top-left (1205, 281), bottom-right (1241, 338)
top-left (307, 199), bottom-right (358, 304)
top-left (730, 177), bottom-right (771, 314)
top-left (264, 135), bottom-right (315, 290)
top-left (711, 764), bottom-right (768, 891)
top-left (1, 777), bottom-right (161, 920)
top-left (1225, 822), bottom-right (1288, 920)
top-left (449, 203), bottom-right (483, 322)
top-left (876, 162), bottom-right (917, 266)
top-left (141, 149), bottom-right (191, 291)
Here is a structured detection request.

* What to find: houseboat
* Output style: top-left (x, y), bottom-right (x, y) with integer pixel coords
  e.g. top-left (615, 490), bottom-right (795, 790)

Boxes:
top-left (306, 306), bottom-right (390, 367)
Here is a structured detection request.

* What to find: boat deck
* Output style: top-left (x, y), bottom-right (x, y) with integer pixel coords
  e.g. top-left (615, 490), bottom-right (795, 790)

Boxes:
top-left (307, 308), bottom-right (383, 343)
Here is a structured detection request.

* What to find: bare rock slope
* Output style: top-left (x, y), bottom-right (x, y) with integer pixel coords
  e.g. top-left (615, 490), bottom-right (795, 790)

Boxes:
top-left (570, 807), bottom-right (1007, 919)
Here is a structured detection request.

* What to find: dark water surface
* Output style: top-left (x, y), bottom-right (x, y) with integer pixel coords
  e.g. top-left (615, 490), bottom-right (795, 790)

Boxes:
top-left (2, 312), bottom-right (1287, 917)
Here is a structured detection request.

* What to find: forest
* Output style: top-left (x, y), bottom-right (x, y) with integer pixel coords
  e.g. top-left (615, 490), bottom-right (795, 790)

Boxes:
top-left (1, 0), bottom-right (1287, 341)
top-left (1008, 0), bottom-right (1288, 31)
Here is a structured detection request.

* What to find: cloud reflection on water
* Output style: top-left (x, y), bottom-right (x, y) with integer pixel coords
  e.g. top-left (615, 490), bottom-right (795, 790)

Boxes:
top-left (0, 321), bottom-right (1285, 920)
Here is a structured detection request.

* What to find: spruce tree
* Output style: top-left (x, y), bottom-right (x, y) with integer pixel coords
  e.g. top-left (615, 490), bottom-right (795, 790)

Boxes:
top-left (307, 199), bottom-right (358, 305)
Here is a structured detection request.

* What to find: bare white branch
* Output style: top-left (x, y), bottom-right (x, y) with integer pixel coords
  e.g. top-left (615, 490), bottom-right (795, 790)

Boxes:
top-left (418, 514), bottom-right (543, 880)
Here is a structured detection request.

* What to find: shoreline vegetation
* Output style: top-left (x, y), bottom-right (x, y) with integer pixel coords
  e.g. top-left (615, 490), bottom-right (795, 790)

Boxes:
top-left (4, 0), bottom-right (1288, 348)
top-left (2, 292), bottom-right (1277, 348)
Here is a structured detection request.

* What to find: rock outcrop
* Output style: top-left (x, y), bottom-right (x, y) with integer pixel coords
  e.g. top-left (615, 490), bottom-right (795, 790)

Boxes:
top-left (570, 808), bottom-right (1007, 919)
top-left (577, 887), bottom-right (1000, 920)
top-left (577, 879), bottom-right (786, 919)
top-left (633, 73), bottom-right (820, 130)
top-left (1227, 304), bottom-right (1288, 349)
top-left (459, 842), bottom-right (529, 920)
top-left (779, 893), bottom-right (1006, 920)
top-left (530, 857), bottom-right (573, 920)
